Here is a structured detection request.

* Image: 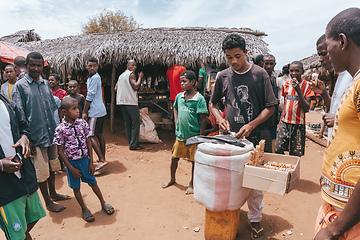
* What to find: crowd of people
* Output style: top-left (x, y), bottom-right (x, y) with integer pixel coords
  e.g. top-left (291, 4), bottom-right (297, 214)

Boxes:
top-left (0, 53), bottom-right (114, 239)
top-left (0, 7), bottom-right (360, 240)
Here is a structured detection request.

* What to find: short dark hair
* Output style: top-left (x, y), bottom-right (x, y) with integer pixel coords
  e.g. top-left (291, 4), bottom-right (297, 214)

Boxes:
top-left (5, 64), bottom-right (15, 70)
top-left (222, 34), bottom-right (246, 52)
top-left (14, 56), bottom-right (26, 67)
top-left (25, 52), bottom-right (44, 65)
top-left (49, 73), bottom-right (60, 82)
top-left (290, 61), bottom-right (304, 70)
top-left (180, 70), bottom-right (197, 82)
top-left (316, 34), bottom-right (326, 46)
top-left (253, 54), bottom-right (263, 65)
top-left (326, 8), bottom-right (360, 47)
top-left (87, 57), bottom-right (98, 65)
top-left (263, 54), bottom-right (276, 62)
top-left (282, 64), bottom-right (290, 75)
top-left (68, 80), bottom-right (78, 86)
top-left (61, 96), bottom-right (78, 110)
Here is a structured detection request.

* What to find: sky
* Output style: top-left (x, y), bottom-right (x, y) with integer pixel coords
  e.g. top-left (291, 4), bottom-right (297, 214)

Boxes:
top-left (0, 0), bottom-right (359, 70)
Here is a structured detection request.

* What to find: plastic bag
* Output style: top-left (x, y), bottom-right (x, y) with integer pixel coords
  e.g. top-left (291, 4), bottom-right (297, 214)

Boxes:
top-left (139, 108), bottom-right (162, 143)
top-left (194, 142), bottom-right (253, 211)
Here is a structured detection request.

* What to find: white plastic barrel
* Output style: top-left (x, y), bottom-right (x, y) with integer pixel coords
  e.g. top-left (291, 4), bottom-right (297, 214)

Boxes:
top-left (194, 140), bottom-right (253, 212)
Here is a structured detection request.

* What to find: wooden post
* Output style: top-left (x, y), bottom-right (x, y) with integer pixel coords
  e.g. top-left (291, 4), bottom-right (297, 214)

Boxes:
top-left (110, 65), bottom-right (116, 133)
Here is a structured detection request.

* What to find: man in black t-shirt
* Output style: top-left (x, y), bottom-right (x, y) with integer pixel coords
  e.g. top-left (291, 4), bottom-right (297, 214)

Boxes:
top-left (209, 34), bottom-right (277, 239)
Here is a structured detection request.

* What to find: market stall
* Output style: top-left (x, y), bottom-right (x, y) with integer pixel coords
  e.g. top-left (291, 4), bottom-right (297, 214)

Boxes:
top-left (138, 88), bottom-right (173, 130)
top-left (9, 27), bottom-right (269, 133)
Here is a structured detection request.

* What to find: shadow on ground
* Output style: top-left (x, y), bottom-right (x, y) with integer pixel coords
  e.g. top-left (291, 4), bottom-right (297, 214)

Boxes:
top-left (236, 210), bottom-right (293, 240)
top-left (295, 179), bottom-right (321, 194)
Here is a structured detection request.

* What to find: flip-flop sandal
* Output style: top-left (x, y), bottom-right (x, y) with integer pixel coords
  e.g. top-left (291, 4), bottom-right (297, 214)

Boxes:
top-left (95, 162), bottom-right (108, 171)
top-left (250, 225), bottom-right (264, 240)
top-left (102, 204), bottom-right (115, 215)
top-left (82, 209), bottom-right (95, 222)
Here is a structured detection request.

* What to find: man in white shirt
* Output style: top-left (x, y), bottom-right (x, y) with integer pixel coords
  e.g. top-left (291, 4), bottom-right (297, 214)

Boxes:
top-left (115, 60), bottom-right (144, 150)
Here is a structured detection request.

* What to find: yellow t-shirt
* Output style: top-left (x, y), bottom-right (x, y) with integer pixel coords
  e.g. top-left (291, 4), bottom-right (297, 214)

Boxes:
top-left (321, 70), bottom-right (360, 209)
top-left (8, 83), bottom-right (14, 100)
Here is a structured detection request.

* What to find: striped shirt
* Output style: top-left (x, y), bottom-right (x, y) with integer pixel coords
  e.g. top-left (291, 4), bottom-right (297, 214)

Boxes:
top-left (282, 79), bottom-right (314, 124)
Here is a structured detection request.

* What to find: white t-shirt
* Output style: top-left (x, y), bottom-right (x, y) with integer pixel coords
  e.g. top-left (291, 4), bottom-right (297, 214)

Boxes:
top-left (327, 71), bottom-right (354, 142)
top-left (0, 100), bottom-right (21, 178)
top-left (0, 100), bottom-right (16, 157)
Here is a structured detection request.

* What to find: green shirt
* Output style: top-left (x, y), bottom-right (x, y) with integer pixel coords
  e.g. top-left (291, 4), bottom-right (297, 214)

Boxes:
top-left (198, 68), bottom-right (207, 95)
top-left (174, 92), bottom-right (208, 141)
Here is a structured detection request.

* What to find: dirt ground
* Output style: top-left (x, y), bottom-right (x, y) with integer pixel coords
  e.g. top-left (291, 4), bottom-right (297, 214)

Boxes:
top-left (1, 112), bottom-right (326, 240)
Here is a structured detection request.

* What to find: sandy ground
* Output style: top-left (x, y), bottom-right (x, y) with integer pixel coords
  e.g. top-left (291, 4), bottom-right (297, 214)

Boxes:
top-left (1, 112), bottom-right (326, 240)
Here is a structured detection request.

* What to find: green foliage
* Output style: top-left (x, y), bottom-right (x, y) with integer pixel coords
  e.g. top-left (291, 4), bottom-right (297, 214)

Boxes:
top-left (82, 9), bottom-right (141, 34)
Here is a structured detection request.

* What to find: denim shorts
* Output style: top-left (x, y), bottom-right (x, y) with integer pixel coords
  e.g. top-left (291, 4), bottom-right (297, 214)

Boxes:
top-left (66, 156), bottom-right (97, 189)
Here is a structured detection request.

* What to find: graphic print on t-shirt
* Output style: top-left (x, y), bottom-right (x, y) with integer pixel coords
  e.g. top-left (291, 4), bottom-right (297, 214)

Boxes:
top-left (180, 105), bottom-right (194, 113)
top-left (233, 85), bottom-right (253, 124)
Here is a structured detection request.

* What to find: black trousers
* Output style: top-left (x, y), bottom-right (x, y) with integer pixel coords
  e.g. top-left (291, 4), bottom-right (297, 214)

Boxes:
top-left (121, 105), bottom-right (140, 149)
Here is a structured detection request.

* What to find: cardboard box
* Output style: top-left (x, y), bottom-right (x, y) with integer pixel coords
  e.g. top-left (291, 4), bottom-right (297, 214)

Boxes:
top-left (242, 153), bottom-right (300, 195)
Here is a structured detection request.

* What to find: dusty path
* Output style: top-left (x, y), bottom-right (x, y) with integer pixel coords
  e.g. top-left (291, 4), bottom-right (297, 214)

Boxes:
top-left (1, 112), bottom-right (326, 240)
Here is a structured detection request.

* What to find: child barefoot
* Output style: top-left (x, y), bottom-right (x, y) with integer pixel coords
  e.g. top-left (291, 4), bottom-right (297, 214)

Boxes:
top-left (162, 70), bottom-right (208, 194)
top-left (53, 96), bottom-right (114, 222)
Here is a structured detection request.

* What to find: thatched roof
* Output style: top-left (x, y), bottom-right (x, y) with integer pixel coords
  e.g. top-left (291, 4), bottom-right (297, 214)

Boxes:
top-left (0, 29), bottom-right (41, 44)
top-left (15, 27), bottom-right (268, 76)
top-left (300, 54), bottom-right (320, 70)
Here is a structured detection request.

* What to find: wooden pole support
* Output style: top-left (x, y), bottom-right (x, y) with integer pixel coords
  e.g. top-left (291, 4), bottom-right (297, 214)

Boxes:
top-left (110, 65), bottom-right (116, 133)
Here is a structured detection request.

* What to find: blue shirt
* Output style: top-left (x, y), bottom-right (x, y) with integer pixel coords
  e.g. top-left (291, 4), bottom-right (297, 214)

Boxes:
top-left (86, 73), bottom-right (106, 118)
top-left (12, 74), bottom-right (57, 147)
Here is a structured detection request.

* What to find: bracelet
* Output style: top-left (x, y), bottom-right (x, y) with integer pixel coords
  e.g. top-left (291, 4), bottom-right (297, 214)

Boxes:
top-left (0, 160), bottom-right (3, 172)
